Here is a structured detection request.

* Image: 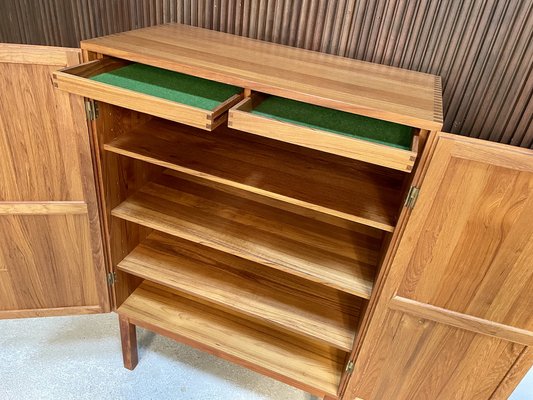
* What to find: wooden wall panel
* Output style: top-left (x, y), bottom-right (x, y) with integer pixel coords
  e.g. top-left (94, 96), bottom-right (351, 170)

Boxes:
top-left (0, 0), bottom-right (531, 148)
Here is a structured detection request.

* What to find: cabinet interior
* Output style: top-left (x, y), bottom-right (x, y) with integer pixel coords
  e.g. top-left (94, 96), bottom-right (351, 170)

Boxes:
top-left (90, 95), bottom-right (416, 397)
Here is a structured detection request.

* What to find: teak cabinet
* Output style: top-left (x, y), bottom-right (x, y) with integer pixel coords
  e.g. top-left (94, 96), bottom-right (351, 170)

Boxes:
top-left (1, 24), bottom-right (532, 400)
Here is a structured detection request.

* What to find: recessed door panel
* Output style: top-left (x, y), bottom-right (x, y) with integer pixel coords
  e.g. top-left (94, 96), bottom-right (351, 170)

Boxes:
top-left (0, 205), bottom-right (101, 315)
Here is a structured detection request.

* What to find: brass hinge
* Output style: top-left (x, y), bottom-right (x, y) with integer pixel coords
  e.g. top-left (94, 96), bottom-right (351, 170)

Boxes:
top-left (107, 271), bottom-right (116, 286)
top-left (404, 186), bottom-right (420, 209)
top-left (85, 99), bottom-right (99, 121)
top-left (345, 360), bottom-right (355, 374)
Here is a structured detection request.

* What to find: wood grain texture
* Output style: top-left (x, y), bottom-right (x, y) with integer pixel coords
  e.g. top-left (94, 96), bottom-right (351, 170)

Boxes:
top-left (162, 170), bottom-right (376, 233)
top-left (389, 296), bottom-right (533, 347)
top-left (53, 57), bottom-right (243, 130)
top-left (112, 172), bottom-right (380, 298)
top-left (0, 305), bottom-right (102, 320)
top-left (56, 57), bottom-right (129, 78)
top-left (490, 347), bottom-right (533, 399)
top-left (118, 281), bottom-right (345, 397)
top-left (89, 102), bottom-right (162, 309)
top-left (0, 61), bottom-right (89, 201)
top-left (3, 0), bottom-right (531, 149)
top-left (118, 231), bottom-right (362, 351)
top-left (119, 315), bottom-right (138, 370)
top-left (350, 310), bottom-right (525, 400)
top-left (0, 43), bottom-right (79, 66)
top-left (0, 212), bottom-right (100, 311)
top-left (0, 45), bottom-right (109, 314)
top-left (0, 202), bottom-right (87, 215)
top-left (397, 134), bottom-right (533, 331)
top-left (103, 118), bottom-right (404, 231)
top-left (229, 97), bottom-right (418, 172)
top-left (343, 133), bottom-right (533, 399)
top-left (80, 24), bottom-right (442, 130)
top-left (337, 128), bottom-right (439, 397)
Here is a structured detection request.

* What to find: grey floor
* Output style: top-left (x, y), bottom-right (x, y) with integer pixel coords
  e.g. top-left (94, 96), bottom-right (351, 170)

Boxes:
top-left (0, 313), bottom-right (531, 400)
top-left (0, 313), bottom-right (314, 400)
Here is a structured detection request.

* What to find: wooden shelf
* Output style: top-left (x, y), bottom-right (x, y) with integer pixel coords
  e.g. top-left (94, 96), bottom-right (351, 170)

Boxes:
top-left (111, 172), bottom-right (380, 298)
top-left (118, 281), bottom-right (345, 397)
top-left (104, 118), bottom-right (404, 231)
top-left (118, 231), bottom-right (362, 351)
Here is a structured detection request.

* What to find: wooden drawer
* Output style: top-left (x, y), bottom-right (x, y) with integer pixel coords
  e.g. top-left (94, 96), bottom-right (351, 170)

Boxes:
top-left (53, 58), bottom-right (244, 130)
top-left (228, 95), bottom-right (419, 172)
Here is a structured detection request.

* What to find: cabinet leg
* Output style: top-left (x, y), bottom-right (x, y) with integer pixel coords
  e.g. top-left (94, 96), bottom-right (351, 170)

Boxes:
top-left (119, 315), bottom-right (138, 370)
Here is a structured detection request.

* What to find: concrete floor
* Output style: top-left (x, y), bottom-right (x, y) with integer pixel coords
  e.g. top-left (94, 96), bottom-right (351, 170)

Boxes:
top-left (0, 313), bottom-right (314, 400)
top-left (0, 313), bottom-right (531, 400)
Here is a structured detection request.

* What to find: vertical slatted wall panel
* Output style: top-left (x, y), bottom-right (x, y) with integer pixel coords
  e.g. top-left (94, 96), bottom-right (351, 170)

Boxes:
top-left (0, 0), bottom-right (531, 147)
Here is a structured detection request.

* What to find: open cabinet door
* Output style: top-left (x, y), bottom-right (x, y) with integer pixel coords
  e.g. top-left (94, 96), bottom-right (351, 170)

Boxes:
top-left (0, 44), bottom-right (110, 318)
top-left (343, 132), bottom-right (533, 400)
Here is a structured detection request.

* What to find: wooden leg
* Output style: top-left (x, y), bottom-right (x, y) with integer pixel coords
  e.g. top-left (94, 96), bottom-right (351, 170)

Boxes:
top-left (323, 395), bottom-right (337, 400)
top-left (119, 315), bottom-right (138, 370)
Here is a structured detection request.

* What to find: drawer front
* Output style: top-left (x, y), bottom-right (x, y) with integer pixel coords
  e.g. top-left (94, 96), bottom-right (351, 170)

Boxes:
top-left (53, 58), bottom-right (243, 131)
top-left (228, 95), bottom-right (419, 172)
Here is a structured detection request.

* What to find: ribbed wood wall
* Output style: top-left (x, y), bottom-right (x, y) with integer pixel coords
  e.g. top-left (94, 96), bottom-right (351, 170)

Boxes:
top-left (1, 0), bottom-right (531, 147)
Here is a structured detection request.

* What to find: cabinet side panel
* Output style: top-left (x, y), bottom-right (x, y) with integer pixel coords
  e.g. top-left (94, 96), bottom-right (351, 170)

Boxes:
top-left (90, 102), bottom-right (163, 308)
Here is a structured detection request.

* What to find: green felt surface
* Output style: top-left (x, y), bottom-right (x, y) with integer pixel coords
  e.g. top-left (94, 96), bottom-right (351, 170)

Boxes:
top-left (252, 96), bottom-right (413, 149)
top-left (90, 63), bottom-right (242, 111)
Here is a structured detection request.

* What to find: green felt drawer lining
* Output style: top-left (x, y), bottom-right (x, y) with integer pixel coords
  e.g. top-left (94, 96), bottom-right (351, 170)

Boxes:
top-left (251, 96), bottom-right (414, 150)
top-left (89, 63), bottom-right (242, 111)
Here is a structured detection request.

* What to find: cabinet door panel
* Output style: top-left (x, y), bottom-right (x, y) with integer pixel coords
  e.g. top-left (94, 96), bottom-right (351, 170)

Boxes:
top-left (396, 137), bottom-right (533, 330)
top-left (0, 44), bottom-right (109, 318)
top-left (0, 206), bottom-right (100, 314)
top-left (344, 133), bottom-right (533, 400)
top-left (0, 48), bottom-right (88, 201)
top-left (361, 310), bottom-right (524, 400)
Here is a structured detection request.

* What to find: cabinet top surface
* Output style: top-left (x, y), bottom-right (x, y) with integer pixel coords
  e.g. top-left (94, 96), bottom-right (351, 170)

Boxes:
top-left (82, 23), bottom-right (443, 130)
